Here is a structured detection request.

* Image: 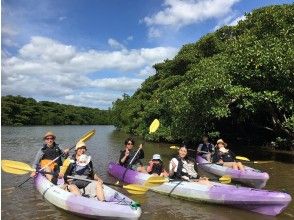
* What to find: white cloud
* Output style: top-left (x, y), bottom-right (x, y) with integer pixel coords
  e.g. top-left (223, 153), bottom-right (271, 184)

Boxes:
top-left (143, 0), bottom-right (239, 38)
top-left (127, 36), bottom-right (134, 41)
top-left (108, 38), bottom-right (126, 50)
top-left (138, 66), bottom-right (156, 77)
top-left (213, 14), bottom-right (246, 31)
top-left (2, 36), bottom-right (178, 108)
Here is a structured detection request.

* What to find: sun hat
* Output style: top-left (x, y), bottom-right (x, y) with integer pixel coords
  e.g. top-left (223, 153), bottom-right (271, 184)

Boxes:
top-left (75, 141), bottom-right (87, 150)
top-left (152, 154), bottom-right (161, 160)
top-left (216, 139), bottom-right (227, 147)
top-left (43, 131), bottom-right (56, 140)
top-left (76, 154), bottom-right (91, 166)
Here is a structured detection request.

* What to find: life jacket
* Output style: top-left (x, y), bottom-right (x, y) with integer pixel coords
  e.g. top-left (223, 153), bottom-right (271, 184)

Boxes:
top-left (171, 157), bottom-right (198, 180)
top-left (199, 143), bottom-right (214, 153)
top-left (215, 150), bottom-right (235, 162)
top-left (65, 155), bottom-right (94, 188)
top-left (119, 149), bottom-right (144, 167)
top-left (40, 143), bottom-right (62, 169)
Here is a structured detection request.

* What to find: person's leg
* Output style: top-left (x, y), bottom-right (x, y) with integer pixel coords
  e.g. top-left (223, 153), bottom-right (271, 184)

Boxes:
top-left (68, 184), bottom-right (81, 196)
top-left (223, 162), bottom-right (237, 169)
top-left (95, 181), bottom-right (105, 201)
top-left (237, 162), bottom-right (245, 171)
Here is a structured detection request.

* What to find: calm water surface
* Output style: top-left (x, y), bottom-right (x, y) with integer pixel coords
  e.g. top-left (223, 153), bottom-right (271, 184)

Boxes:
top-left (1, 126), bottom-right (294, 219)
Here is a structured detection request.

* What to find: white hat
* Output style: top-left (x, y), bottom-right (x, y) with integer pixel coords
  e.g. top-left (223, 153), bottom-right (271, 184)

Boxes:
top-left (152, 154), bottom-right (161, 160)
top-left (75, 141), bottom-right (87, 150)
top-left (76, 154), bottom-right (91, 166)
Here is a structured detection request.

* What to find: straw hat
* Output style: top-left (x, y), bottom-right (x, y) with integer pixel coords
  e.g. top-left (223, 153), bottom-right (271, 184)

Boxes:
top-left (216, 139), bottom-right (227, 147)
top-left (75, 141), bottom-right (87, 150)
top-left (77, 154), bottom-right (91, 166)
top-left (152, 154), bottom-right (161, 160)
top-left (43, 131), bottom-right (56, 140)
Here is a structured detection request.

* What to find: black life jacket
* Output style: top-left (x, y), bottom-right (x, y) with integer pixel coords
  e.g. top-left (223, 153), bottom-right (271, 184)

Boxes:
top-left (215, 150), bottom-right (235, 162)
top-left (66, 155), bottom-right (94, 189)
top-left (41, 143), bottom-right (62, 165)
top-left (149, 161), bottom-right (164, 175)
top-left (171, 157), bottom-right (198, 180)
top-left (120, 149), bottom-right (144, 167)
top-left (199, 143), bottom-right (214, 153)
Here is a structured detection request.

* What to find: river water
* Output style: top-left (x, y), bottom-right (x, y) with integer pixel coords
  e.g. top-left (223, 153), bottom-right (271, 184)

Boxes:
top-left (1, 125), bottom-right (294, 220)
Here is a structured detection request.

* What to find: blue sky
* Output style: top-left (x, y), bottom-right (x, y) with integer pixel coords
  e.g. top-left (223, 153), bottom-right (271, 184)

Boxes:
top-left (2, 0), bottom-right (292, 109)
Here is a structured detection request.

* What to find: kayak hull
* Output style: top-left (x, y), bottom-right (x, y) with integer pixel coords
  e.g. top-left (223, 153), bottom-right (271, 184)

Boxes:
top-left (108, 162), bottom-right (291, 216)
top-left (196, 155), bottom-right (269, 188)
top-left (34, 174), bottom-right (141, 219)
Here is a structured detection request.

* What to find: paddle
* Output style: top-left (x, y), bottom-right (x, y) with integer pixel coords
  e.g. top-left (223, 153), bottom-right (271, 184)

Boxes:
top-left (66, 175), bottom-right (148, 195)
top-left (235, 156), bottom-right (274, 164)
top-left (16, 129), bottom-right (96, 187)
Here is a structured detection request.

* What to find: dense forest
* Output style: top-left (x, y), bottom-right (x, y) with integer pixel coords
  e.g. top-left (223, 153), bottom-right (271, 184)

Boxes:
top-left (1, 95), bottom-right (113, 126)
top-left (112, 4), bottom-right (294, 149)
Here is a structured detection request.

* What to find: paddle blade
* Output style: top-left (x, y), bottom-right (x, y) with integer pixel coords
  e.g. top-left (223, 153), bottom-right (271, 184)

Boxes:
top-left (123, 184), bottom-right (148, 194)
top-left (170, 146), bottom-right (179, 150)
top-left (252, 160), bottom-right (274, 164)
top-left (236, 156), bottom-right (250, 161)
top-left (219, 175), bottom-right (231, 184)
top-left (79, 129), bottom-right (96, 143)
top-left (146, 176), bottom-right (168, 184)
top-left (149, 119), bottom-right (160, 134)
top-left (1, 160), bottom-right (35, 175)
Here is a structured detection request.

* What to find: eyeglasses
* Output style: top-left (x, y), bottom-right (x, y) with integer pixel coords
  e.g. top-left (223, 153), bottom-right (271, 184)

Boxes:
top-left (77, 147), bottom-right (87, 151)
top-left (127, 142), bottom-right (134, 145)
top-left (46, 137), bottom-right (54, 140)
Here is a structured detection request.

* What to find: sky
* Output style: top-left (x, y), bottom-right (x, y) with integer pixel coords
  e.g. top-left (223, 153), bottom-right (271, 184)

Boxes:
top-left (1, 0), bottom-right (292, 109)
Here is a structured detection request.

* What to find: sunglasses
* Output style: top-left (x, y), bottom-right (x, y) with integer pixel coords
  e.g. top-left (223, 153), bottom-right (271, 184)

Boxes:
top-left (127, 142), bottom-right (134, 145)
top-left (77, 147), bottom-right (87, 150)
top-left (46, 137), bottom-right (54, 140)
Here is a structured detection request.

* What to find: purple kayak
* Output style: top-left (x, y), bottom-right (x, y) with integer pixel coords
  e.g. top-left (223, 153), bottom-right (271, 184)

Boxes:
top-left (108, 162), bottom-right (291, 216)
top-left (196, 155), bottom-right (269, 188)
top-left (34, 174), bottom-right (141, 219)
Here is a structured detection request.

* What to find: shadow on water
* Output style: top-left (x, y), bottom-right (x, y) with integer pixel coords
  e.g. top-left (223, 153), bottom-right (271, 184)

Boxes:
top-left (1, 126), bottom-right (294, 220)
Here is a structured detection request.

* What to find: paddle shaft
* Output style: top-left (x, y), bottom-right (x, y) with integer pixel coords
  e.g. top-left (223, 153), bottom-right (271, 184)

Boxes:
top-left (67, 175), bottom-right (124, 188)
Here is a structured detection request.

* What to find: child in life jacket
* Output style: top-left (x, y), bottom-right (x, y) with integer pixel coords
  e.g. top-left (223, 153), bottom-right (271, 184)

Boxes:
top-left (146, 154), bottom-right (169, 177)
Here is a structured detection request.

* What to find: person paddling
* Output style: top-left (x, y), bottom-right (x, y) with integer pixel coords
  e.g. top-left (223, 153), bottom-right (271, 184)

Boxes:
top-left (119, 138), bottom-right (146, 172)
top-left (146, 154), bottom-right (169, 177)
top-left (169, 145), bottom-right (210, 185)
top-left (31, 131), bottom-right (69, 184)
top-left (212, 139), bottom-right (245, 171)
top-left (197, 135), bottom-right (215, 162)
top-left (59, 141), bottom-right (105, 201)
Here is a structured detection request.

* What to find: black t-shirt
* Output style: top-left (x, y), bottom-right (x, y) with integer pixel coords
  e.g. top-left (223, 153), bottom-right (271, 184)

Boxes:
top-left (212, 149), bottom-right (236, 163)
top-left (119, 148), bottom-right (144, 167)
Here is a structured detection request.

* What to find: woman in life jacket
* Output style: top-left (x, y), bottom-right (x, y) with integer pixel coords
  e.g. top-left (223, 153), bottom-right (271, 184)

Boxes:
top-left (169, 145), bottom-right (211, 185)
top-left (146, 154), bottom-right (169, 177)
top-left (30, 131), bottom-right (69, 184)
top-left (59, 141), bottom-right (105, 201)
top-left (119, 137), bottom-right (146, 173)
top-left (197, 135), bottom-right (215, 162)
top-left (212, 139), bottom-right (245, 171)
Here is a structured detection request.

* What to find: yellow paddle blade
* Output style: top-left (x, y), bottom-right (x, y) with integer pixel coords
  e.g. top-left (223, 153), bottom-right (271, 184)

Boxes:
top-left (124, 189), bottom-right (146, 195)
top-left (123, 184), bottom-right (148, 194)
top-left (170, 146), bottom-right (179, 150)
top-left (146, 176), bottom-right (168, 184)
top-left (235, 156), bottom-right (250, 161)
top-left (219, 175), bottom-right (231, 184)
top-left (1, 160), bottom-right (36, 175)
top-left (79, 129), bottom-right (96, 143)
top-left (149, 119), bottom-right (160, 134)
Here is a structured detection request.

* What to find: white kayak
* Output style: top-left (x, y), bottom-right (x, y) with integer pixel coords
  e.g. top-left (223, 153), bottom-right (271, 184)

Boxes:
top-left (34, 174), bottom-right (142, 219)
top-left (196, 155), bottom-right (269, 188)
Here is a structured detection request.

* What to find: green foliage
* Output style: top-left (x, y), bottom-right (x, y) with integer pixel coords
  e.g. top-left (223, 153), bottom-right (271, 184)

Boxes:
top-left (1, 95), bottom-right (113, 126)
top-left (111, 4), bottom-right (294, 146)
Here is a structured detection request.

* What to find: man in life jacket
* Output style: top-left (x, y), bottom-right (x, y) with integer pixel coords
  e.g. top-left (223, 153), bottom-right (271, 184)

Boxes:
top-left (31, 131), bottom-right (69, 184)
top-left (146, 154), bottom-right (168, 177)
top-left (59, 141), bottom-right (105, 201)
top-left (197, 135), bottom-right (215, 162)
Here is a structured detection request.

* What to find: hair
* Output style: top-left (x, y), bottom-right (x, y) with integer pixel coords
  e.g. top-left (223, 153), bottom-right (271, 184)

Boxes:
top-left (124, 137), bottom-right (135, 146)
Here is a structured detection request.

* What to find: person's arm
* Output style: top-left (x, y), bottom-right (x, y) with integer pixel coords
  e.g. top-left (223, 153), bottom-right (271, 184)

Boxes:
top-left (119, 150), bottom-right (129, 165)
top-left (197, 144), bottom-right (203, 153)
top-left (32, 148), bottom-right (44, 169)
top-left (146, 161), bottom-right (154, 173)
top-left (169, 158), bottom-right (178, 177)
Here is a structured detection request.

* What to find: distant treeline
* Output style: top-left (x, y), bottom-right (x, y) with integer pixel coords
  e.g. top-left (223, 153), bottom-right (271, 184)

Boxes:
top-left (1, 95), bottom-right (113, 126)
top-left (112, 4), bottom-right (294, 150)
